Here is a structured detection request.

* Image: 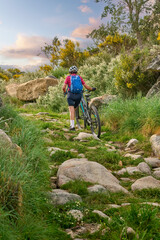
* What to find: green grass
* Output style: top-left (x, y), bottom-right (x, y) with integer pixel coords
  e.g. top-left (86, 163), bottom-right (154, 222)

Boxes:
top-left (61, 180), bottom-right (93, 197)
top-left (0, 105), bottom-right (71, 239)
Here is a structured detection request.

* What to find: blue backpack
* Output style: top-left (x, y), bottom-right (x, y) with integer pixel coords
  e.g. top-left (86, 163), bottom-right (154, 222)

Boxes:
top-left (70, 75), bottom-right (83, 93)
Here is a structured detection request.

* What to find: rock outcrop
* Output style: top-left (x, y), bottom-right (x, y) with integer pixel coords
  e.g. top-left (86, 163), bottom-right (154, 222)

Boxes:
top-left (57, 158), bottom-right (128, 193)
top-left (131, 176), bottom-right (160, 191)
top-left (150, 134), bottom-right (160, 158)
top-left (0, 129), bottom-right (22, 155)
top-left (49, 189), bottom-right (82, 205)
top-left (89, 94), bottom-right (117, 109)
top-left (5, 83), bottom-right (19, 98)
top-left (147, 55), bottom-right (160, 72)
top-left (146, 76), bottom-right (160, 98)
top-left (6, 76), bottom-right (58, 101)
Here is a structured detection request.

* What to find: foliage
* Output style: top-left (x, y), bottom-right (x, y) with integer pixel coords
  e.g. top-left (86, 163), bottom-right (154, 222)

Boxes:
top-left (13, 69), bottom-right (47, 83)
top-left (41, 36), bottom-right (90, 68)
top-left (39, 64), bottom-right (52, 74)
top-left (99, 33), bottom-right (137, 54)
top-left (0, 105), bottom-right (70, 239)
top-left (0, 72), bottom-right (9, 81)
top-left (102, 95), bottom-right (160, 137)
top-left (37, 77), bottom-right (68, 112)
top-left (50, 67), bottom-right (68, 79)
top-left (78, 50), bottom-right (116, 96)
top-left (112, 47), bottom-right (158, 96)
top-left (95, 0), bottom-right (156, 46)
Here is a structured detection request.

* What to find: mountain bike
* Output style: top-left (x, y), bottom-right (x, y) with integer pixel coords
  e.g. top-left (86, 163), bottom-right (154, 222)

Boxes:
top-left (76, 90), bottom-right (101, 138)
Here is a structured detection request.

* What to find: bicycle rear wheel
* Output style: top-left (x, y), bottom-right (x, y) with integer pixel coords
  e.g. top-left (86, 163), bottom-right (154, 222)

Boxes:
top-left (89, 105), bottom-right (101, 138)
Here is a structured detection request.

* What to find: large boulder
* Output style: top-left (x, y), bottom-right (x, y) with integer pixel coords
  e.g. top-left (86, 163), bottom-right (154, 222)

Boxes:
top-left (49, 189), bottom-right (82, 205)
top-left (150, 134), bottom-right (160, 158)
top-left (147, 56), bottom-right (160, 72)
top-left (5, 83), bottom-right (19, 98)
top-left (131, 176), bottom-right (160, 191)
top-left (146, 76), bottom-right (160, 98)
top-left (6, 77), bottom-right (58, 101)
top-left (57, 158), bottom-right (128, 193)
top-left (17, 77), bottom-right (58, 101)
top-left (89, 94), bottom-right (117, 109)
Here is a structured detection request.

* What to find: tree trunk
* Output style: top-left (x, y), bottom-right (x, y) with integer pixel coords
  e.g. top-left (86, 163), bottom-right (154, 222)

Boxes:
top-left (136, 31), bottom-right (143, 47)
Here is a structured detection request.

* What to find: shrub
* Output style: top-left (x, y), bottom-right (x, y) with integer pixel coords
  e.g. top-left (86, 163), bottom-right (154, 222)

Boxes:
top-left (78, 50), bottom-right (116, 96)
top-left (112, 47), bottom-right (158, 96)
top-left (50, 67), bottom-right (68, 79)
top-left (37, 77), bottom-right (68, 112)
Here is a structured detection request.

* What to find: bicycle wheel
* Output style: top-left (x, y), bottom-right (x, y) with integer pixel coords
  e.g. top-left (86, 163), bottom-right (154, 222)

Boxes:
top-left (89, 105), bottom-right (101, 138)
top-left (75, 105), bottom-right (86, 129)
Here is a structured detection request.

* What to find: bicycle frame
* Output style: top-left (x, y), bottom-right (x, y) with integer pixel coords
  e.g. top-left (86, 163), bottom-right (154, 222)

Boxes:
top-left (77, 93), bottom-right (92, 125)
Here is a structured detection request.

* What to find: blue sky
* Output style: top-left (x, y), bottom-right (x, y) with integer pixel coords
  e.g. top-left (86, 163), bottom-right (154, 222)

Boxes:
top-left (0, 0), bottom-right (105, 67)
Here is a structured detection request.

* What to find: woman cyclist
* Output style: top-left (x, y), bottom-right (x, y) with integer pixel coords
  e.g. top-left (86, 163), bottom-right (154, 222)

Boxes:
top-left (62, 65), bottom-right (96, 130)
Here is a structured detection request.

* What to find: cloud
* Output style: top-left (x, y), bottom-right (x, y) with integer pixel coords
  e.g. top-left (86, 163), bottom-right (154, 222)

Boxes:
top-left (71, 17), bottom-right (101, 39)
top-left (78, 5), bottom-right (92, 13)
top-left (81, 0), bottom-right (89, 3)
top-left (0, 34), bottom-right (51, 60)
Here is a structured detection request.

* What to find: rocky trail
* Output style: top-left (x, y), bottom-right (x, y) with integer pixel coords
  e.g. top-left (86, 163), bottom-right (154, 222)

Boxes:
top-left (4, 107), bottom-right (160, 239)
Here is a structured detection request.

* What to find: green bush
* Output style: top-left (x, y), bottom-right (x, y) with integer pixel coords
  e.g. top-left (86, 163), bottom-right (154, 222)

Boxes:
top-left (37, 77), bottom-right (68, 112)
top-left (113, 47), bottom-right (159, 96)
top-left (78, 50), bottom-right (116, 96)
top-left (50, 67), bottom-right (68, 79)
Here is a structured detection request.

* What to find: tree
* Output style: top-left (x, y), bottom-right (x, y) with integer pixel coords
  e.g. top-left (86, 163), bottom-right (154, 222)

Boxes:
top-left (42, 38), bottom-right (90, 68)
top-left (95, 0), bottom-right (155, 46)
top-left (41, 36), bottom-right (61, 67)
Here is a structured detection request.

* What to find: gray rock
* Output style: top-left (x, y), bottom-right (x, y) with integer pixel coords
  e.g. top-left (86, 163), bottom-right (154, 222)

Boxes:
top-left (126, 139), bottom-right (138, 148)
top-left (147, 56), bottom-right (160, 72)
top-left (115, 168), bottom-right (127, 175)
top-left (36, 112), bottom-right (49, 115)
top-left (146, 77), bottom-right (160, 98)
top-left (144, 157), bottom-right (160, 168)
top-left (150, 134), bottom-right (160, 157)
top-left (124, 153), bottom-right (142, 160)
top-left (93, 210), bottom-right (111, 222)
top-left (49, 189), bottom-right (82, 205)
top-left (106, 204), bottom-right (121, 209)
top-left (126, 166), bottom-right (141, 175)
top-left (89, 94), bottom-right (117, 109)
top-left (74, 132), bottom-right (100, 141)
top-left (68, 210), bottom-right (83, 221)
top-left (0, 129), bottom-right (13, 147)
top-left (131, 176), bottom-right (160, 191)
top-left (153, 171), bottom-right (160, 178)
top-left (48, 147), bottom-right (68, 156)
top-left (87, 184), bottom-right (107, 193)
top-left (57, 158), bottom-right (128, 194)
top-left (137, 162), bottom-right (151, 174)
top-left (121, 226), bottom-right (139, 239)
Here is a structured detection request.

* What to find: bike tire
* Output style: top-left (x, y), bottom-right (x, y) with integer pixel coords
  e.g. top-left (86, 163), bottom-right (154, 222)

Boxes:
top-left (89, 105), bottom-right (101, 138)
top-left (76, 105), bottom-right (86, 129)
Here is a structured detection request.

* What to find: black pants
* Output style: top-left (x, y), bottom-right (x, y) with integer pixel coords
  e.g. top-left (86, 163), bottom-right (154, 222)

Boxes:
top-left (67, 92), bottom-right (82, 108)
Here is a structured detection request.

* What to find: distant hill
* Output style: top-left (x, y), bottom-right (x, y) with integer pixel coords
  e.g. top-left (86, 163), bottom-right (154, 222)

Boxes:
top-left (0, 64), bottom-right (39, 72)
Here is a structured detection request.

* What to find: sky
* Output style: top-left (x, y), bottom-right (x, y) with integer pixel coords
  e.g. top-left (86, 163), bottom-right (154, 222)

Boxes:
top-left (0, 0), bottom-right (106, 68)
